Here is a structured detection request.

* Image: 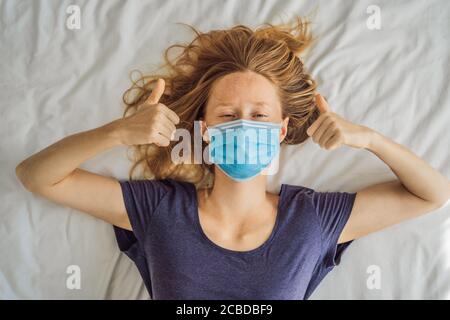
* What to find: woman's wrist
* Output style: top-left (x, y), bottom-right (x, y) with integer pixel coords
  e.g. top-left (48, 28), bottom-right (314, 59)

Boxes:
top-left (364, 127), bottom-right (384, 151)
top-left (98, 119), bottom-right (126, 148)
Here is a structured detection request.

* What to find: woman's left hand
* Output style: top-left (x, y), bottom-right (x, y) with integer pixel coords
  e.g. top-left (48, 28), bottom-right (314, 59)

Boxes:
top-left (306, 93), bottom-right (374, 150)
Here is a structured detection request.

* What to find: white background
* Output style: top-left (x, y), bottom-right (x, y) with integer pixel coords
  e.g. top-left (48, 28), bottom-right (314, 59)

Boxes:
top-left (1, 0), bottom-right (449, 299)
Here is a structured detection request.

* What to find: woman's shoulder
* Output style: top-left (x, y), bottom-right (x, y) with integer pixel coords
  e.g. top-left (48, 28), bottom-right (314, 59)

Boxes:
top-left (279, 183), bottom-right (357, 219)
top-left (119, 178), bottom-right (196, 198)
top-left (280, 183), bottom-right (316, 199)
top-left (280, 183), bottom-right (354, 197)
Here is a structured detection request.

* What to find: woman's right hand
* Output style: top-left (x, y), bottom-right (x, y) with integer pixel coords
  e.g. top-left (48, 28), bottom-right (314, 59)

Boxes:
top-left (15, 78), bottom-right (181, 231)
top-left (114, 78), bottom-right (180, 147)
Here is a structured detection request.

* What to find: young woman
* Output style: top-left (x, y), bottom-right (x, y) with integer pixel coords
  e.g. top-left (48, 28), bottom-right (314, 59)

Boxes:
top-left (15, 19), bottom-right (450, 299)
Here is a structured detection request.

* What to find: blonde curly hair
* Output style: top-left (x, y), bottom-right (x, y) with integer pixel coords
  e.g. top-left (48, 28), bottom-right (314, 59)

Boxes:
top-left (122, 16), bottom-right (319, 188)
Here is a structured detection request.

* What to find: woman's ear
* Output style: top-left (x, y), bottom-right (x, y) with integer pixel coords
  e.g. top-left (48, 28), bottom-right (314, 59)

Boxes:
top-left (279, 117), bottom-right (289, 142)
top-left (199, 120), bottom-right (210, 143)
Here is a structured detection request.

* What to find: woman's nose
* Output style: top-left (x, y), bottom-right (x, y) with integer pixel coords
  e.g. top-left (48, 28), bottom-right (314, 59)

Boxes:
top-left (236, 112), bottom-right (252, 121)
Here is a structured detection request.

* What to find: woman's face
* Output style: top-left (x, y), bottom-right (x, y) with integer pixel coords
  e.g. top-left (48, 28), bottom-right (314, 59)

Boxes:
top-left (203, 71), bottom-right (289, 138)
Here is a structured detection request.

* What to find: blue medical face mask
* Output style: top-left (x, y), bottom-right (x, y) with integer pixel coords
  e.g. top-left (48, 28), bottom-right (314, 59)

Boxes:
top-left (206, 119), bottom-right (282, 182)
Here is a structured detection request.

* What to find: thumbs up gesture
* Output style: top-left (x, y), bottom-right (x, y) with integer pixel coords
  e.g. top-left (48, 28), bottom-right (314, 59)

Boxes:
top-left (306, 93), bottom-right (373, 150)
top-left (113, 78), bottom-right (180, 147)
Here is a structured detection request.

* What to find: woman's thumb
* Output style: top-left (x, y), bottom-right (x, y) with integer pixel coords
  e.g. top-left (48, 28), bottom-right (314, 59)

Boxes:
top-left (146, 78), bottom-right (165, 105)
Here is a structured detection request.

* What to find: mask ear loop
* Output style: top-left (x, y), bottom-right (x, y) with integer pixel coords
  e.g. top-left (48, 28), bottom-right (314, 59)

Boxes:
top-left (262, 125), bottom-right (282, 176)
top-left (201, 121), bottom-right (217, 166)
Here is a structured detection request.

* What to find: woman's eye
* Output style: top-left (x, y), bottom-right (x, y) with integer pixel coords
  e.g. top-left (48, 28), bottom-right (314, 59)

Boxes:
top-left (219, 114), bottom-right (234, 118)
top-left (254, 114), bottom-right (268, 118)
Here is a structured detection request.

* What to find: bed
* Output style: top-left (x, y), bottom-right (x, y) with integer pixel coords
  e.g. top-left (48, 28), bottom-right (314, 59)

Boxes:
top-left (1, 0), bottom-right (449, 299)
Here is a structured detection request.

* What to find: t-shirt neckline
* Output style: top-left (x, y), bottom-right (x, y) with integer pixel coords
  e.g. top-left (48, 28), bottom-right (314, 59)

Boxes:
top-left (189, 183), bottom-right (286, 256)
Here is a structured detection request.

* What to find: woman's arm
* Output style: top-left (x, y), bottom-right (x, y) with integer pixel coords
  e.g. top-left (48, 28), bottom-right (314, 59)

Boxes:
top-left (307, 94), bottom-right (450, 243)
top-left (16, 122), bottom-right (131, 229)
top-left (340, 130), bottom-right (450, 243)
top-left (15, 78), bottom-right (179, 230)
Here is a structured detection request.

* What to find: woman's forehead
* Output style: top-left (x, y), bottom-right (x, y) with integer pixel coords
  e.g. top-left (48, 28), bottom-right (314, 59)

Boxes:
top-left (208, 72), bottom-right (281, 107)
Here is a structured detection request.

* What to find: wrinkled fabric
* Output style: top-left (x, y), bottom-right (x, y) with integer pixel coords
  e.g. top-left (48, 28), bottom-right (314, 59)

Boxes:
top-left (3, 0), bottom-right (450, 300)
top-left (113, 179), bottom-right (356, 299)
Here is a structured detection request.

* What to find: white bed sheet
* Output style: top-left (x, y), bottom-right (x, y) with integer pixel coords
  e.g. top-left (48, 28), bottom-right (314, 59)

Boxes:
top-left (1, 0), bottom-right (449, 299)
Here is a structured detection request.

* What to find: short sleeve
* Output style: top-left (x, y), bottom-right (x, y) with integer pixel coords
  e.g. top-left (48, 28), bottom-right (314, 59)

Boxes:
top-left (113, 179), bottom-right (169, 253)
top-left (312, 190), bottom-right (357, 268)
top-left (112, 179), bottom-right (171, 298)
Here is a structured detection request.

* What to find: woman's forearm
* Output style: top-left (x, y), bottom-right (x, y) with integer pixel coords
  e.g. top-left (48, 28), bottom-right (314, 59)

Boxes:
top-left (366, 129), bottom-right (450, 205)
top-left (16, 120), bottom-right (122, 190)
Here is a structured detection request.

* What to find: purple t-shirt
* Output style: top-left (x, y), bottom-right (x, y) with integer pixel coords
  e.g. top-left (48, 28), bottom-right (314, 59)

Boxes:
top-left (113, 178), bottom-right (357, 300)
